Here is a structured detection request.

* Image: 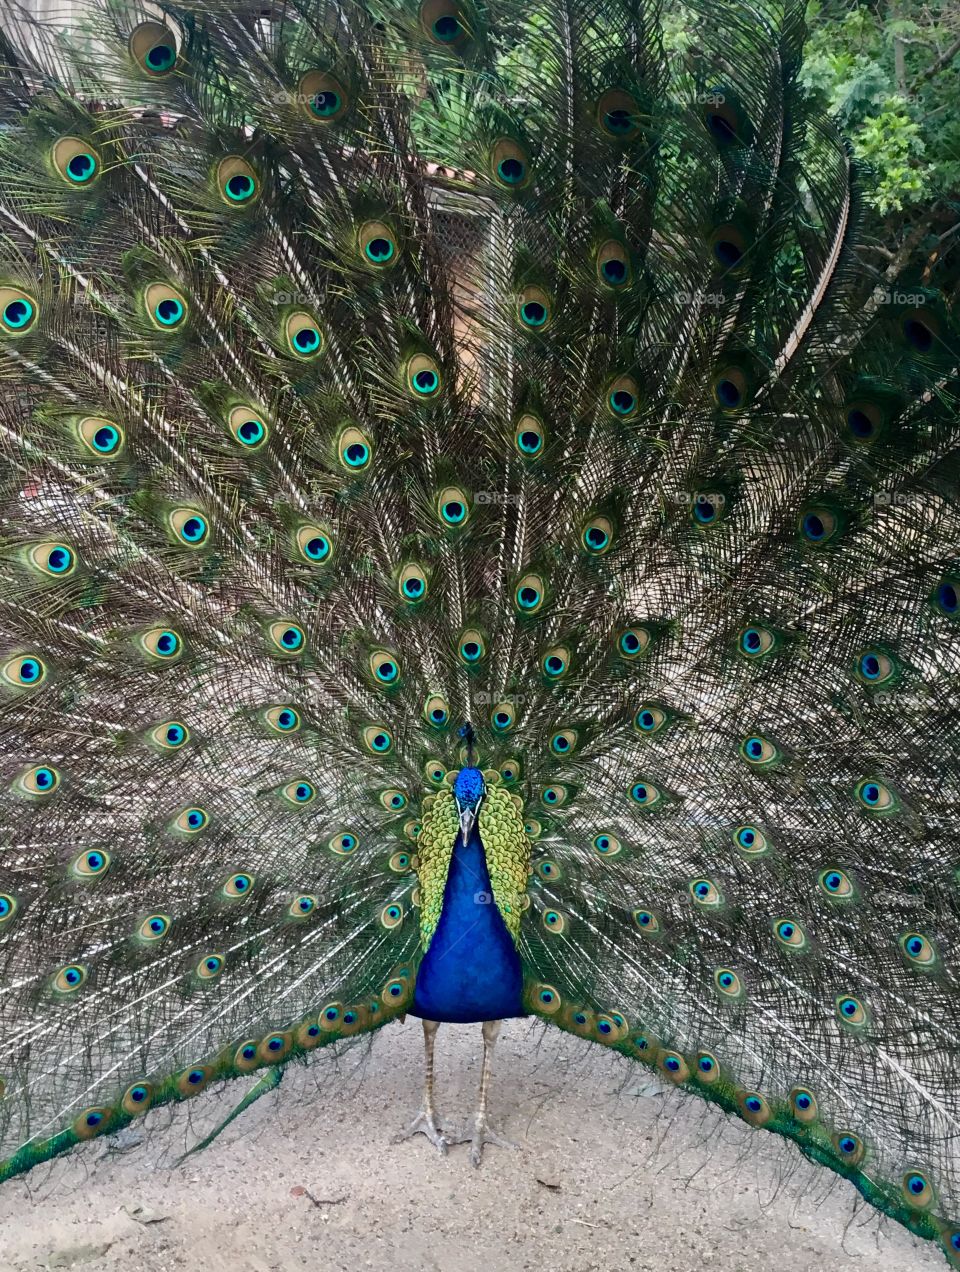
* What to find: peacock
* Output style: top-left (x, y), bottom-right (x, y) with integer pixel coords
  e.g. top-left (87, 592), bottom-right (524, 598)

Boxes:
top-left (1, 0), bottom-right (959, 1260)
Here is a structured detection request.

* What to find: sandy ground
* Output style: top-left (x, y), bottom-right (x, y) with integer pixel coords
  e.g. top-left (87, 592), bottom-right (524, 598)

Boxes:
top-left (0, 1016), bottom-right (943, 1272)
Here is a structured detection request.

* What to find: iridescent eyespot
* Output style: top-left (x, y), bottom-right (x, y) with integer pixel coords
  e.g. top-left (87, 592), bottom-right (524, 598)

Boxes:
top-left (138, 913), bottom-right (170, 941)
top-left (389, 851), bottom-right (413, 873)
top-left (217, 156), bottom-right (259, 206)
top-left (295, 524), bottom-right (332, 566)
top-left (596, 89), bottom-right (643, 141)
top-left (52, 136), bottom-right (101, 186)
top-left (0, 287), bottom-right (37, 335)
top-left (550, 730), bottom-right (578, 756)
top-left (515, 573), bottom-right (545, 614)
top-left (542, 909), bottom-right (566, 933)
top-left (629, 780), bottom-right (662, 809)
top-left (268, 621), bottom-right (305, 656)
top-left (733, 824), bottom-right (769, 856)
top-left (739, 735), bottom-right (779, 766)
top-left (617, 626), bottom-right (649, 658)
top-left (289, 894), bottom-right (317, 918)
top-left (362, 726), bottom-right (392, 754)
top-left (835, 994), bottom-right (868, 1027)
top-left (818, 867), bottom-right (854, 899)
top-left (370, 649), bottom-right (401, 684)
top-left (15, 764), bottom-right (61, 798)
top-left (122, 1082), bottom-right (154, 1116)
top-left (799, 506), bottom-right (839, 545)
top-left (541, 645), bottom-right (570, 679)
top-left (329, 831), bottom-right (359, 855)
top-left (264, 705), bottom-right (301, 734)
top-left (536, 859), bottom-right (561, 881)
top-left (581, 516), bottom-right (613, 555)
top-left (500, 759), bottom-right (520, 783)
top-left (359, 220), bottom-right (398, 267)
top-left (196, 953), bottom-right (224, 980)
top-left (517, 285), bottom-right (551, 330)
top-left (168, 507), bottom-right (209, 548)
top-left (773, 917), bottom-right (806, 950)
top-left (659, 1051), bottom-right (689, 1083)
top-left (712, 367), bottom-right (748, 410)
top-left (298, 71), bottom-right (349, 123)
top-left (933, 575), bottom-right (960, 617)
top-left (338, 426), bottom-right (372, 471)
top-left (400, 563), bottom-right (429, 603)
top-left (900, 931), bottom-right (937, 968)
top-left (634, 705), bottom-right (665, 735)
top-left (2, 654), bottom-right (48, 691)
top-left (150, 720), bottom-right (190, 750)
top-left (578, 355), bottom-right (626, 414)
top-left (689, 878), bottom-right (721, 907)
top-left (420, 0), bottom-right (469, 43)
top-left (223, 872), bottom-right (254, 898)
top-left (418, 695), bottom-right (447, 731)
top-left (145, 282), bottom-right (187, 330)
top-left (424, 759), bottom-right (447, 785)
top-left (77, 416), bottom-right (124, 457)
top-left (691, 492), bottom-right (725, 526)
top-left (855, 778), bottom-right (896, 811)
top-left (437, 486), bottom-right (470, 527)
top-left (227, 405), bottom-right (268, 450)
top-left (737, 625), bottom-right (775, 658)
top-left (695, 1052), bottom-right (720, 1084)
top-left (381, 902), bottom-right (404, 929)
top-left (281, 780), bottom-right (316, 806)
top-left (406, 353), bottom-right (442, 399)
top-left (739, 1092), bottom-right (771, 1125)
top-left (52, 963), bottom-right (87, 994)
top-left (285, 312), bottom-right (323, 358)
top-left (593, 833), bottom-right (622, 857)
top-left (0, 893), bottom-right (18, 925)
top-left (73, 1107), bottom-right (111, 1139)
top-left (713, 967), bottom-right (743, 998)
top-left (457, 629), bottom-right (485, 665)
top-left (540, 784), bottom-right (568, 808)
top-left (632, 908), bottom-right (659, 933)
top-left (514, 414), bottom-right (544, 457)
top-left (901, 1170), bottom-right (935, 1209)
top-left (491, 701), bottom-right (516, 732)
top-left (833, 1131), bottom-right (864, 1165)
top-left (380, 788), bottom-right (407, 812)
top-left (709, 224), bottom-right (747, 271)
top-left (854, 649), bottom-right (896, 686)
top-left (790, 1087), bottom-right (818, 1122)
top-left (71, 848), bottom-right (110, 879)
top-left (129, 21), bottom-right (178, 75)
top-left (178, 1065), bottom-right (214, 1095)
top-left (174, 806), bottom-right (209, 834)
top-left (490, 138), bottom-right (529, 188)
top-left (525, 819), bottom-right (541, 839)
top-left (597, 240), bottom-right (631, 288)
top-left (533, 983), bottom-right (562, 1014)
top-left (138, 626), bottom-right (183, 667)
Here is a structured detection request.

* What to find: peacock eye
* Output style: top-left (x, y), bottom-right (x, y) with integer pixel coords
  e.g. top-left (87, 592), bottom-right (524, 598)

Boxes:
top-left (597, 239), bottom-right (631, 288)
top-left (629, 780), bottom-right (662, 809)
top-left (902, 1170), bottom-right (936, 1210)
top-left (423, 694), bottom-right (449, 728)
top-left (633, 705), bottom-right (666, 735)
top-left (15, 764), bottom-right (61, 798)
top-left (424, 759), bottom-right (447, 785)
top-left (708, 224), bottom-right (747, 271)
top-left (399, 563), bottom-right (428, 602)
top-left (168, 507), bottom-right (209, 548)
top-left (338, 426), bottom-right (373, 471)
top-left (833, 1132), bottom-right (864, 1164)
top-left (264, 705), bottom-right (301, 734)
top-left (284, 311), bottom-right (323, 358)
top-left (514, 573), bottom-right (545, 613)
top-left (0, 893), bottom-right (19, 925)
top-left (596, 89), bottom-right (643, 140)
top-left (389, 851), bottom-right (412, 873)
top-left (696, 1052), bottom-right (720, 1084)
top-left (899, 931), bottom-right (937, 968)
top-left (77, 416), bottom-right (124, 457)
top-left (738, 625), bottom-right (774, 658)
top-left (370, 649), bottom-right (401, 684)
top-left (52, 136), bottom-right (101, 186)
top-left (1, 653), bottom-right (49, 691)
top-left (581, 516), bottom-right (614, 555)
top-left (437, 486), bottom-right (470, 527)
top-left (149, 720), bottom-right (190, 750)
top-left (491, 701), bottom-right (516, 732)
top-left (173, 806), bottom-right (209, 834)
top-left (733, 824), bottom-right (769, 855)
top-left (606, 375), bottom-right (639, 418)
top-left (550, 729), bottom-right (578, 756)
top-left (933, 575), bottom-right (960, 617)
top-left (268, 621), bottom-right (306, 656)
top-left (71, 848), bottom-right (110, 879)
top-left (295, 524), bottom-right (333, 566)
top-left (790, 1087), bottom-right (818, 1122)
top-left (514, 413), bottom-right (545, 457)
top-left (362, 725), bottom-right (393, 754)
top-left (25, 540), bottom-right (75, 580)
top-left (541, 645), bottom-right (570, 680)
top-left (739, 1092), bottom-right (771, 1125)
top-left (217, 156), bottom-right (259, 206)
top-left (0, 287), bottom-right (37, 335)
top-left (223, 872), bottom-right (255, 898)
top-left (712, 367), bottom-right (748, 410)
top-left (380, 788), bottom-right (408, 812)
top-left (380, 902), bottom-right (404, 929)
top-left (835, 994), bottom-right (868, 1027)
top-left (359, 220), bottom-right (398, 267)
top-left (329, 831), bottom-right (359, 855)
top-left (854, 649), bottom-right (896, 686)
top-left (281, 780), bottom-right (316, 806)
top-left (773, 917), bottom-right (806, 950)
top-left (689, 878), bottom-right (721, 907)
top-left (739, 734), bottom-right (780, 766)
top-left (517, 285), bottom-right (551, 330)
top-left (196, 953), bottom-right (225, 980)
top-left (632, 907), bottom-right (659, 933)
top-left (406, 353), bottom-right (443, 399)
top-left (491, 138), bottom-right (530, 188)
top-left (457, 629), bottom-right (486, 665)
top-left (52, 963), bottom-right (87, 994)
top-left (227, 405), bottom-right (268, 450)
top-left (617, 626), bottom-right (649, 659)
top-left (421, 0), bottom-right (468, 43)
top-left (691, 492), bottom-right (725, 526)
top-left (592, 832), bottom-right (621, 857)
top-left (129, 21), bottom-right (178, 75)
top-left (818, 867), bottom-right (854, 899)
top-left (138, 913), bottom-right (170, 941)
top-left (289, 894), bottom-right (317, 918)
top-left (298, 71), bottom-right (349, 122)
top-left (713, 967), bottom-right (743, 999)
top-left (144, 282), bottom-right (187, 330)
top-left (855, 778), bottom-right (896, 811)
top-left (799, 506), bottom-right (838, 546)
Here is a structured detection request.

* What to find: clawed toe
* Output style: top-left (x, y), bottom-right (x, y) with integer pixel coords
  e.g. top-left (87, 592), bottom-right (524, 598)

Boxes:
top-left (451, 1118), bottom-right (518, 1167)
top-left (394, 1109), bottom-right (449, 1154)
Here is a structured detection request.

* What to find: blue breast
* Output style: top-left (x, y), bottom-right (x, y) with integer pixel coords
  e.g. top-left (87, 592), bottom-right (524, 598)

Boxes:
top-left (412, 823), bottom-right (524, 1024)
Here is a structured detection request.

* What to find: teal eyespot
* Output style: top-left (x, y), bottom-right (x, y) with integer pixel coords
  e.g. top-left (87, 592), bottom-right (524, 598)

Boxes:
top-left (264, 705), bottom-right (301, 734)
top-left (150, 720), bottom-right (190, 750)
top-left (362, 726), bottom-right (393, 754)
top-left (899, 931), bottom-right (937, 968)
top-left (223, 872), bottom-right (254, 898)
top-left (282, 780), bottom-right (316, 805)
top-left (71, 848), bottom-right (110, 879)
top-left (77, 416), bottom-right (124, 457)
top-left (818, 867), bottom-right (854, 899)
top-left (457, 630), bottom-right (486, 664)
top-left (773, 917), bottom-right (806, 950)
top-left (359, 221), bottom-right (397, 266)
top-left (217, 157), bottom-right (259, 206)
top-left (514, 573), bottom-right (545, 613)
top-left (606, 376), bottom-right (639, 418)
top-left (835, 994), bottom-right (868, 1028)
top-left (593, 832), bottom-right (622, 857)
top-left (713, 967), bottom-right (743, 999)
top-left (52, 963), bottom-right (87, 993)
top-left (174, 806), bottom-right (209, 834)
top-left (0, 288), bottom-right (37, 334)
top-left (629, 780), bottom-right (663, 809)
top-left (227, 406), bottom-right (268, 450)
top-left (854, 778), bottom-right (897, 813)
top-left (53, 137), bottom-right (101, 185)
top-left (733, 824), bottom-right (769, 856)
top-left (370, 650), bottom-right (401, 684)
top-left (138, 913), bottom-right (170, 941)
top-left (437, 486), bottom-right (470, 527)
top-left (268, 621), bottom-right (306, 656)
top-left (130, 21), bottom-right (178, 76)
top-left (15, 764), bottom-right (61, 798)
top-left (197, 953), bottom-right (224, 980)
top-left (739, 734), bottom-right (780, 766)
top-left (330, 831), bottom-right (359, 855)
top-left (518, 286), bottom-right (551, 330)
top-left (514, 414), bottom-right (544, 457)
top-left (550, 730), bottom-right (578, 756)
top-left (145, 283), bottom-right (187, 330)
top-left (540, 645), bottom-right (570, 680)
top-left (581, 516), bottom-right (613, 555)
top-left (0, 893), bottom-right (18, 925)
top-left (617, 626), bottom-right (649, 659)
top-left (338, 427), bottom-right (372, 471)
top-left (491, 702), bottom-right (516, 733)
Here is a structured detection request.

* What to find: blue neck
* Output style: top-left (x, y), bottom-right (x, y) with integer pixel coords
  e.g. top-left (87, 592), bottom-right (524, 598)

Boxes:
top-left (412, 823), bottom-right (524, 1023)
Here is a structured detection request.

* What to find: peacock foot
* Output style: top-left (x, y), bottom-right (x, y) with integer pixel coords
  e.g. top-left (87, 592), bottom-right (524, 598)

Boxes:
top-left (394, 1108), bottom-right (449, 1154)
top-left (452, 1117), bottom-right (518, 1167)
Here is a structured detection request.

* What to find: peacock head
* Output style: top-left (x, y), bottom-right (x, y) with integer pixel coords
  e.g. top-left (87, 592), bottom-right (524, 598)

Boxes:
top-left (453, 766), bottom-right (485, 839)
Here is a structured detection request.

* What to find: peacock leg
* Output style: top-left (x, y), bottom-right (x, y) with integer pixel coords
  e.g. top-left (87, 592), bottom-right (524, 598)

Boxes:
top-left (394, 1019), bottom-right (448, 1153)
top-left (454, 1019), bottom-right (518, 1167)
